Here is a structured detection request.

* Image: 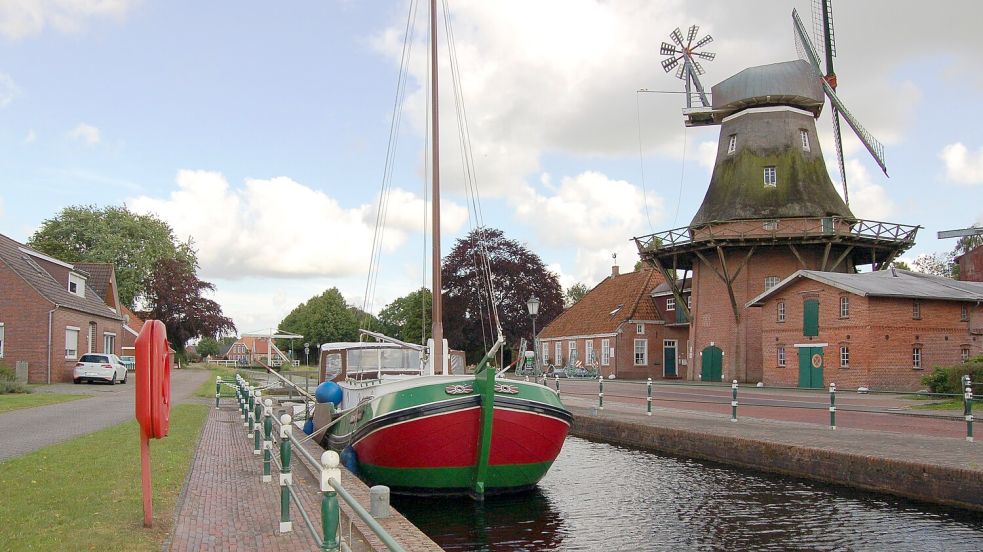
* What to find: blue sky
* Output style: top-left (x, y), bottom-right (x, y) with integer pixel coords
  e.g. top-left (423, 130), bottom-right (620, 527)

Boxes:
top-left (2, 1), bottom-right (981, 335)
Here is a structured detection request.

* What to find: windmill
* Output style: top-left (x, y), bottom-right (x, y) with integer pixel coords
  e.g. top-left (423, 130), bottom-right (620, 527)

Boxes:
top-left (792, 3), bottom-right (887, 206)
top-left (660, 25), bottom-right (715, 109)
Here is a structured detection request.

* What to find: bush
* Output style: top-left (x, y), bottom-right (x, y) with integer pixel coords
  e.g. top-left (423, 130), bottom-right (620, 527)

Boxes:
top-left (921, 356), bottom-right (983, 394)
top-left (0, 364), bottom-right (30, 394)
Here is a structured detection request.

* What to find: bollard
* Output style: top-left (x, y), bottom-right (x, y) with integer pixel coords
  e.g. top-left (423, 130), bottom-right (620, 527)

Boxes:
top-left (370, 486), bottom-right (391, 519)
top-left (279, 413), bottom-right (293, 533)
top-left (647, 377), bottom-right (653, 416)
top-left (731, 380), bottom-right (738, 422)
top-left (321, 451), bottom-right (341, 551)
top-left (966, 379), bottom-right (974, 443)
top-left (215, 376), bottom-right (221, 409)
top-left (253, 391), bottom-right (263, 455)
top-left (598, 376), bottom-right (604, 411)
top-left (829, 383), bottom-right (837, 430)
top-left (262, 399), bottom-right (273, 482)
top-left (248, 389), bottom-right (257, 434)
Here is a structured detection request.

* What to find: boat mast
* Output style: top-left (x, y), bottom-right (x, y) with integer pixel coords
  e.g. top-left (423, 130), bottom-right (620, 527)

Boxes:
top-left (430, 0), bottom-right (445, 374)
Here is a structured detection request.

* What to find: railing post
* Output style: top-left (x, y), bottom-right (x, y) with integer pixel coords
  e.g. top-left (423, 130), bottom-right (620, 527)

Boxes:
top-left (731, 380), bottom-right (738, 422)
top-left (647, 377), bottom-right (653, 416)
top-left (320, 451), bottom-right (341, 551)
top-left (215, 376), bottom-right (221, 409)
top-left (253, 390), bottom-right (263, 455)
top-left (248, 389), bottom-right (256, 436)
top-left (829, 383), bottom-right (836, 430)
top-left (262, 399), bottom-right (273, 482)
top-left (598, 376), bottom-right (604, 410)
top-left (965, 377), bottom-right (974, 443)
top-left (279, 413), bottom-right (293, 533)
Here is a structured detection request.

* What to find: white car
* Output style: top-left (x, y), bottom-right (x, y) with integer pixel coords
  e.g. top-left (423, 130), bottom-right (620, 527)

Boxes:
top-left (73, 353), bottom-right (128, 385)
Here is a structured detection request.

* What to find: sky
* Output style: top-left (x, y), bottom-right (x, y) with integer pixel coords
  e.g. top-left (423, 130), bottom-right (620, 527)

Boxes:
top-left (1, 0), bottom-right (982, 336)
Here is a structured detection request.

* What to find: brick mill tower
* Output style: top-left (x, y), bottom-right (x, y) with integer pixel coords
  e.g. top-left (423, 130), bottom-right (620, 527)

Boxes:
top-left (635, 13), bottom-right (919, 383)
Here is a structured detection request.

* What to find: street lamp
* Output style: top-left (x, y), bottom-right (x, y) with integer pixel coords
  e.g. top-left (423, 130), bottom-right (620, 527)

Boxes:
top-left (526, 294), bottom-right (540, 374)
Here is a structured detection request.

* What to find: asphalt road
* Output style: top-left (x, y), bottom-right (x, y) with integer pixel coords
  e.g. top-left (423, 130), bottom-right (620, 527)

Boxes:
top-left (0, 369), bottom-right (211, 461)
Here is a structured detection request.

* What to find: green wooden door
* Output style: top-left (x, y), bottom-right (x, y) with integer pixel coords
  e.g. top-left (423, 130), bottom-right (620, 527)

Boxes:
top-left (701, 345), bottom-right (722, 382)
top-left (664, 340), bottom-right (677, 377)
top-left (797, 347), bottom-right (824, 389)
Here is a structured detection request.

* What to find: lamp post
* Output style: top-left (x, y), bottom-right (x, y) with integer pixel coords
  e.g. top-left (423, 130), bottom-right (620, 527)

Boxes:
top-left (526, 294), bottom-right (540, 374)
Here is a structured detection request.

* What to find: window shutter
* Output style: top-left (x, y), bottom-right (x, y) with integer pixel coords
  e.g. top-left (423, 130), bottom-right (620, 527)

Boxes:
top-left (803, 299), bottom-right (819, 337)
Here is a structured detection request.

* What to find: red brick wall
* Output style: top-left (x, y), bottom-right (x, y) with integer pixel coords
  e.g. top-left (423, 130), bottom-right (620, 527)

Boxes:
top-left (958, 246), bottom-right (983, 282)
top-left (51, 310), bottom-right (125, 383)
top-left (539, 321), bottom-right (678, 380)
top-left (0, 259), bottom-right (54, 382)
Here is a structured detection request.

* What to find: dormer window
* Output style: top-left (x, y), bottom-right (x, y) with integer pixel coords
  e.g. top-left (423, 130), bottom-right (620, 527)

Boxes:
top-left (667, 297), bottom-right (676, 311)
top-left (800, 129), bottom-right (810, 151)
top-left (727, 134), bottom-right (737, 155)
top-left (68, 273), bottom-right (86, 298)
top-left (763, 166), bottom-right (777, 188)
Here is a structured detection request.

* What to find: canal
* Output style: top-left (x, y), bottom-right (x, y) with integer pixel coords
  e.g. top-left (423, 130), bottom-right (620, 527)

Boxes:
top-left (392, 437), bottom-right (983, 551)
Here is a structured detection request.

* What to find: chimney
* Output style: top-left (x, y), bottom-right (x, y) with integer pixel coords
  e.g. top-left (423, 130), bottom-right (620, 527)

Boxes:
top-left (611, 252), bottom-right (619, 277)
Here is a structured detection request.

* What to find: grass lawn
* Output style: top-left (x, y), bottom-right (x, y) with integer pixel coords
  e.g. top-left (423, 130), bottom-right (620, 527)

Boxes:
top-left (0, 403), bottom-right (208, 551)
top-left (0, 392), bottom-right (91, 414)
top-left (911, 398), bottom-right (966, 411)
top-left (191, 364), bottom-right (247, 399)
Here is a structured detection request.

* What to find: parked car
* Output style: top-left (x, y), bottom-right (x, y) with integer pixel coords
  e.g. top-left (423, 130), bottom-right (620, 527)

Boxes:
top-left (73, 353), bottom-right (128, 385)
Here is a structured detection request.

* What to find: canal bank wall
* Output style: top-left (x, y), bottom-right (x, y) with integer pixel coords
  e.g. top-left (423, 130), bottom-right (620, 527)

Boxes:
top-left (566, 403), bottom-right (983, 512)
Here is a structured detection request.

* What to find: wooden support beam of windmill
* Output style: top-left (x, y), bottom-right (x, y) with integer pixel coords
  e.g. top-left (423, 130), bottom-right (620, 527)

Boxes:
top-left (648, 253), bottom-right (692, 322)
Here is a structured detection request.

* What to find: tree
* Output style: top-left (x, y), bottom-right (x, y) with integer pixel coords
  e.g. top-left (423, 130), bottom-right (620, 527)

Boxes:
top-left (378, 288), bottom-right (432, 345)
top-left (197, 337), bottom-right (220, 358)
top-left (442, 228), bottom-right (563, 363)
top-left (142, 258), bottom-right (236, 352)
top-left (28, 205), bottom-right (196, 307)
top-left (911, 252), bottom-right (955, 279)
top-left (278, 288), bottom-right (361, 353)
top-left (564, 283), bottom-right (590, 307)
top-left (890, 260), bottom-right (911, 271)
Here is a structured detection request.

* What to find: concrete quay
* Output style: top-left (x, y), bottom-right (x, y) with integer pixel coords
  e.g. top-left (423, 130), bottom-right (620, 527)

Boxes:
top-left (563, 395), bottom-right (983, 512)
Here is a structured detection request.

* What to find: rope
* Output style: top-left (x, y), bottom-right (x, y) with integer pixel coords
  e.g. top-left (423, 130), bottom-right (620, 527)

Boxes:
top-left (635, 91), bottom-right (654, 232)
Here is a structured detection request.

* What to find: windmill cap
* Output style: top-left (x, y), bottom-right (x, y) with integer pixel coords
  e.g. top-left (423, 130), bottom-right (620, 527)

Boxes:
top-left (712, 60), bottom-right (824, 116)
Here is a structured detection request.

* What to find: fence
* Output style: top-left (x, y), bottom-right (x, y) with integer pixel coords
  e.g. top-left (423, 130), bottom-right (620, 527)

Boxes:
top-left (217, 375), bottom-right (407, 552)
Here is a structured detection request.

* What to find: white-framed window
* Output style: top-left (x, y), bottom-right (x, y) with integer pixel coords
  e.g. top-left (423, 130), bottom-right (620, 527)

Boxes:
top-left (88, 323), bottom-right (96, 354)
top-left (800, 129), bottom-right (810, 151)
top-left (542, 343), bottom-right (549, 363)
top-left (763, 220), bottom-right (778, 231)
top-left (634, 339), bottom-right (648, 366)
top-left (686, 295), bottom-right (692, 309)
top-left (764, 276), bottom-right (780, 291)
top-left (68, 273), bottom-right (86, 298)
top-left (0, 322), bottom-right (4, 358)
top-left (601, 338), bottom-right (611, 366)
top-left (777, 301), bottom-right (786, 322)
top-left (839, 296), bottom-right (850, 318)
top-left (912, 347), bottom-right (922, 369)
top-left (727, 134), bottom-right (737, 154)
top-left (962, 348), bottom-right (971, 362)
top-left (840, 346), bottom-right (849, 368)
top-left (777, 346), bottom-right (785, 367)
top-left (667, 298), bottom-right (676, 311)
top-left (555, 342), bottom-right (562, 364)
top-left (763, 166), bottom-right (777, 187)
top-left (585, 340), bottom-right (594, 365)
top-left (962, 304), bottom-right (969, 321)
top-left (913, 300), bottom-right (921, 319)
top-left (568, 340), bottom-right (576, 364)
top-left (65, 327), bottom-right (80, 359)
top-left (636, 323), bottom-right (644, 334)
top-left (104, 332), bottom-right (116, 354)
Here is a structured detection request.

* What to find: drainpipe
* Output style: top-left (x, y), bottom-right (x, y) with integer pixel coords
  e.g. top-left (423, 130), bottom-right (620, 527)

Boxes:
top-left (47, 305), bottom-right (60, 384)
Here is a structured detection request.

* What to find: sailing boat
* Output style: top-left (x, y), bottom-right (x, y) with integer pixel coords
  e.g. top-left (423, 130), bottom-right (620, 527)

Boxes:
top-left (309, 0), bottom-right (571, 498)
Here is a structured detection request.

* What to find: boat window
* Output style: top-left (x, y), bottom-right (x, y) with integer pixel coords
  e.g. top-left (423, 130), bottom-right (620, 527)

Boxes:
top-left (347, 347), bottom-right (420, 374)
top-left (325, 353), bottom-right (342, 380)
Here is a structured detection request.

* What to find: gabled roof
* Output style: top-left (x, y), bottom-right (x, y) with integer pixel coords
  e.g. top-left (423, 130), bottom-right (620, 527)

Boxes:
top-left (74, 263), bottom-right (117, 307)
top-left (218, 342), bottom-right (235, 357)
top-left (0, 233), bottom-right (122, 320)
top-left (539, 270), bottom-right (664, 339)
top-left (651, 278), bottom-right (692, 297)
top-left (747, 269), bottom-right (983, 307)
top-left (121, 305), bottom-right (145, 336)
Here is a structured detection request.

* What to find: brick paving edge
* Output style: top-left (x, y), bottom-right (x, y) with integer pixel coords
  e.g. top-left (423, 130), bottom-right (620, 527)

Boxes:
top-left (160, 405), bottom-right (212, 552)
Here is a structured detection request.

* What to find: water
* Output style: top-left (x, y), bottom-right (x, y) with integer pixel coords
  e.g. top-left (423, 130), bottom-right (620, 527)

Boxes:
top-left (392, 437), bottom-right (983, 551)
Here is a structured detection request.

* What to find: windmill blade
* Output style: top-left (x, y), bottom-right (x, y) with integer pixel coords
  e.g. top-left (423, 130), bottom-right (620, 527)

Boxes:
top-left (675, 64), bottom-right (686, 80)
top-left (692, 60), bottom-right (705, 76)
top-left (660, 42), bottom-right (679, 56)
top-left (830, 106), bottom-right (849, 205)
top-left (661, 55), bottom-right (681, 73)
top-left (686, 25), bottom-right (700, 47)
top-left (694, 51), bottom-right (716, 61)
top-left (671, 27), bottom-right (684, 47)
top-left (792, 9), bottom-right (823, 71)
top-left (693, 34), bottom-right (713, 49)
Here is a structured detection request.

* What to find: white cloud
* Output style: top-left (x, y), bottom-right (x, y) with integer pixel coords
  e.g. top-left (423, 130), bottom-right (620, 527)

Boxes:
top-left (128, 170), bottom-right (465, 281)
top-left (24, 129), bottom-right (36, 143)
top-left (0, 72), bottom-right (20, 108)
top-left (696, 141), bottom-right (718, 171)
top-left (940, 142), bottom-right (983, 185)
top-left (0, 0), bottom-right (134, 40)
top-left (835, 159), bottom-right (896, 221)
top-left (68, 122), bottom-right (101, 145)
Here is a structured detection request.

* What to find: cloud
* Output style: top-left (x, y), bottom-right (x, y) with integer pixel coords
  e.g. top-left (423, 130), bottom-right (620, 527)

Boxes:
top-left (68, 122), bottom-right (101, 145)
top-left (24, 129), bottom-right (36, 143)
top-left (0, 0), bottom-right (134, 40)
top-left (940, 142), bottom-right (983, 185)
top-left (834, 159), bottom-right (896, 221)
top-left (128, 170), bottom-right (466, 281)
top-left (0, 72), bottom-right (20, 108)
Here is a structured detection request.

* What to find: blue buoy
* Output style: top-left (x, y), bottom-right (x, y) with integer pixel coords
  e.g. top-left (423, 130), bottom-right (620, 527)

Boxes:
top-left (315, 381), bottom-right (343, 405)
top-left (341, 446), bottom-right (359, 475)
top-left (303, 418), bottom-right (314, 435)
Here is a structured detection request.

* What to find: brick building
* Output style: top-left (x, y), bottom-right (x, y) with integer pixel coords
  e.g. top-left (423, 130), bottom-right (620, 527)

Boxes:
top-left (0, 233), bottom-right (125, 383)
top-left (956, 245), bottom-right (983, 282)
top-left (226, 335), bottom-right (293, 367)
top-left (748, 269), bottom-right (983, 391)
top-left (537, 267), bottom-right (689, 380)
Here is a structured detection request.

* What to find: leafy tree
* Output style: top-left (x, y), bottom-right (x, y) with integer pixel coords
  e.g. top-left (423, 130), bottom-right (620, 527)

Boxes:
top-left (890, 260), bottom-right (911, 271)
top-left (278, 288), bottom-right (361, 354)
top-left (442, 228), bottom-right (563, 362)
top-left (378, 288), bottom-right (432, 345)
top-left (142, 258), bottom-right (236, 352)
top-left (564, 283), bottom-right (590, 307)
top-left (28, 205), bottom-right (195, 307)
top-left (197, 337), bottom-right (220, 358)
top-left (911, 252), bottom-right (955, 279)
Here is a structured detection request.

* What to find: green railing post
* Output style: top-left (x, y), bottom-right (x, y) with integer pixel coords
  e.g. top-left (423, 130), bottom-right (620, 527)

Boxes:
top-left (262, 399), bottom-right (273, 483)
top-left (320, 451), bottom-right (342, 551)
top-left (248, 388), bottom-right (257, 437)
top-left (829, 383), bottom-right (836, 430)
top-left (253, 390), bottom-right (263, 455)
top-left (598, 376), bottom-right (604, 410)
top-left (731, 380), bottom-right (738, 422)
top-left (279, 413), bottom-right (293, 533)
top-left (554, 376), bottom-right (560, 398)
top-left (215, 376), bottom-right (221, 409)
top-left (965, 377), bottom-right (974, 443)
top-left (647, 377), bottom-right (653, 416)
